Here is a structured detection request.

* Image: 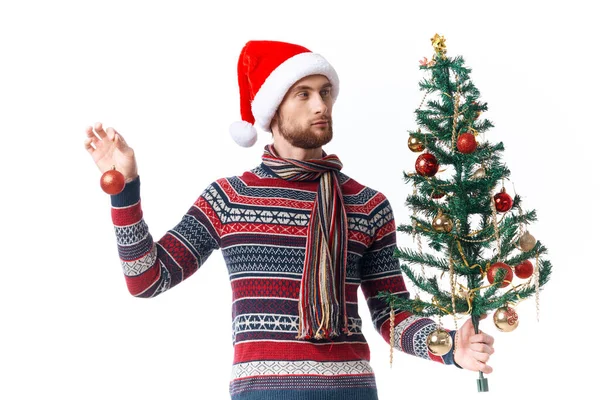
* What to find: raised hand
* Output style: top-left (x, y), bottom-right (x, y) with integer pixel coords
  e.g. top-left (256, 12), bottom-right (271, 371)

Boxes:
top-left (84, 122), bottom-right (138, 183)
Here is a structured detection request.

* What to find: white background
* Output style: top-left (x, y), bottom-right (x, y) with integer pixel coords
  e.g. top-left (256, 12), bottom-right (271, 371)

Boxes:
top-left (0, 1), bottom-right (596, 399)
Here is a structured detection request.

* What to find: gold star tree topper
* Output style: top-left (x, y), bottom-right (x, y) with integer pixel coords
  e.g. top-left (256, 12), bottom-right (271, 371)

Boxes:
top-left (431, 33), bottom-right (447, 58)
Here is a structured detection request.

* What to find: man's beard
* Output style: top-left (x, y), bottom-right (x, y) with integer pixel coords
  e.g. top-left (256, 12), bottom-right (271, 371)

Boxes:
top-left (277, 114), bottom-right (333, 150)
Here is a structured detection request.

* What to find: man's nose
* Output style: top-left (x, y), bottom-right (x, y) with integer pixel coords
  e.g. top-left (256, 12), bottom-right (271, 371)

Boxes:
top-left (311, 96), bottom-right (328, 114)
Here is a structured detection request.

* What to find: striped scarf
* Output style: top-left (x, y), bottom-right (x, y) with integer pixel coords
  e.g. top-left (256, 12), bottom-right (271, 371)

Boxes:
top-left (262, 144), bottom-right (349, 340)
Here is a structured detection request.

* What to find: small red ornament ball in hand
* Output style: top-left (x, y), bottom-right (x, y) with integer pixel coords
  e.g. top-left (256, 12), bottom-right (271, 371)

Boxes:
top-left (100, 167), bottom-right (125, 195)
top-left (487, 262), bottom-right (513, 288)
top-left (514, 260), bottom-right (534, 279)
top-left (494, 190), bottom-right (513, 212)
top-left (415, 153), bottom-right (439, 177)
top-left (457, 132), bottom-right (477, 154)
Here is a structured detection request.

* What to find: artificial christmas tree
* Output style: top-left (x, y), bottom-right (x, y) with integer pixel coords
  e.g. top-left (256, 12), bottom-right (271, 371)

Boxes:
top-left (377, 34), bottom-right (552, 392)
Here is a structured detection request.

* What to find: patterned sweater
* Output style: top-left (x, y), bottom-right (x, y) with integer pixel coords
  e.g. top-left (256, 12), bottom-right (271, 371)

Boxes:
top-left (110, 163), bottom-right (457, 400)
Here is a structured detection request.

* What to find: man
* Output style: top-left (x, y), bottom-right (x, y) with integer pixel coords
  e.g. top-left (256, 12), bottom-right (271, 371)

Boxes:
top-left (84, 40), bottom-right (494, 400)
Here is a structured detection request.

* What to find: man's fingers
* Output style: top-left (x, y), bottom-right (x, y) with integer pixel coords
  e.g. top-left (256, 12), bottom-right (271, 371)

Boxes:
top-left (470, 342), bottom-right (494, 354)
top-left (470, 349), bottom-right (491, 364)
top-left (113, 132), bottom-right (128, 151)
top-left (477, 360), bottom-right (493, 374)
top-left (86, 126), bottom-right (100, 142)
top-left (106, 127), bottom-right (116, 141)
top-left (94, 122), bottom-right (107, 138)
top-left (84, 137), bottom-right (95, 154)
top-left (470, 332), bottom-right (494, 345)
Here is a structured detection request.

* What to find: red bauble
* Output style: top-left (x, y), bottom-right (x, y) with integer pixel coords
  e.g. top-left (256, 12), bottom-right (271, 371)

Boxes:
top-left (494, 190), bottom-right (513, 212)
top-left (514, 260), bottom-right (534, 279)
top-left (487, 262), bottom-right (513, 288)
top-left (101, 168), bottom-right (125, 195)
top-left (415, 153), bottom-right (439, 177)
top-left (431, 189), bottom-right (446, 199)
top-left (457, 132), bottom-right (477, 154)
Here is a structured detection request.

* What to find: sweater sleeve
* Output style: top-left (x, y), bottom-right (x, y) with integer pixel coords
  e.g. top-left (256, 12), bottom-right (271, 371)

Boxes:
top-left (109, 176), bottom-right (222, 298)
top-left (359, 195), bottom-right (458, 367)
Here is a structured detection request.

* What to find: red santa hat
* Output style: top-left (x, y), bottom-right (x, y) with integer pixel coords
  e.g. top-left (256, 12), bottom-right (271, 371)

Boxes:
top-left (230, 40), bottom-right (340, 147)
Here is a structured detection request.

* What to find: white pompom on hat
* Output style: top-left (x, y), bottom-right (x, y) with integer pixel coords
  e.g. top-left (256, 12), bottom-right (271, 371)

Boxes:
top-left (230, 40), bottom-right (340, 147)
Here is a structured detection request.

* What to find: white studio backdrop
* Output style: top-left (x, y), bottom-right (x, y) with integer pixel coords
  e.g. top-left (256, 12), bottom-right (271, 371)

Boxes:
top-left (0, 1), bottom-right (596, 399)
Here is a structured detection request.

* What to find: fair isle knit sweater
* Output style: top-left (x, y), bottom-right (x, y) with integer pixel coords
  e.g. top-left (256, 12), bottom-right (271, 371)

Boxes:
top-left (110, 162), bottom-right (457, 400)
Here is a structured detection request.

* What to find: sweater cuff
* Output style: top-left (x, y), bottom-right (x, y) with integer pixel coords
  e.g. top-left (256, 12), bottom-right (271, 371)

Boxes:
top-left (110, 175), bottom-right (141, 207)
top-left (442, 330), bottom-right (463, 368)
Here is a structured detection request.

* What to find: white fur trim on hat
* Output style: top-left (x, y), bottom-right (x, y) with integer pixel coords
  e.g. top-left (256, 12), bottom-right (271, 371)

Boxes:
top-left (229, 120), bottom-right (258, 147)
top-left (251, 52), bottom-right (339, 132)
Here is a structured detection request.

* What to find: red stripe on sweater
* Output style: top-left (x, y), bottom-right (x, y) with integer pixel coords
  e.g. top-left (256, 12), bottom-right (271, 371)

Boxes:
top-left (219, 178), bottom-right (315, 210)
top-left (339, 177), bottom-right (364, 196)
top-left (360, 275), bottom-right (407, 300)
top-left (232, 278), bottom-right (359, 303)
top-left (374, 219), bottom-right (396, 241)
top-left (230, 373), bottom-right (375, 383)
top-left (157, 234), bottom-right (198, 279)
top-left (111, 201), bottom-right (143, 226)
top-left (125, 263), bottom-right (161, 296)
top-left (238, 173), bottom-right (320, 191)
top-left (221, 223), bottom-right (308, 237)
top-left (193, 196), bottom-right (223, 238)
top-left (233, 341), bottom-right (371, 363)
top-left (348, 229), bottom-right (371, 245)
top-left (344, 192), bottom-right (386, 214)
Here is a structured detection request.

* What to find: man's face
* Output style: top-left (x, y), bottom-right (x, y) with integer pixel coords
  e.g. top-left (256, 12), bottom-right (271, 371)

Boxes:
top-left (272, 74), bottom-right (334, 149)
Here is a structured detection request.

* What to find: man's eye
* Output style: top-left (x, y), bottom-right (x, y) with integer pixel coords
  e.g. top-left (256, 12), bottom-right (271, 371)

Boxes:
top-left (320, 89), bottom-right (330, 96)
top-left (298, 92), bottom-right (308, 98)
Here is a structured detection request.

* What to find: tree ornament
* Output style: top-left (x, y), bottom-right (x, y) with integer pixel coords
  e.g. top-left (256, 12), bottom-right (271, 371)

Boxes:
top-left (471, 166), bottom-right (486, 179)
top-left (519, 231), bottom-right (537, 252)
top-left (472, 101), bottom-right (482, 120)
top-left (457, 132), bottom-right (477, 154)
top-left (415, 153), bottom-right (439, 177)
top-left (486, 262), bottom-right (513, 288)
top-left (408, 135), bottom-right (425, 152)
top-left (432, 210), bottom-right (453, 233)
top-left (430, 33), bottom-right (447, 58)
top-left (389, 307), bottom-right (395, 368)
top-left (494, 187), bottom-right (513, 212)
top-left (493, 306), bottom-right (519, 332)
top-left (419, 57), bottom-right (436, 67)
top-left (413, 294), bottom-right (424, 313)
top-left (458, 288), bottom-right (470, 300)
top-left (100, 165), bottom-right (125, 195)
top-left (431, 189), bottom-right (446, 199)
top-left (426, 328), bottom-right (453, 355)
top-left (515, 260), bottom-right (534, 279)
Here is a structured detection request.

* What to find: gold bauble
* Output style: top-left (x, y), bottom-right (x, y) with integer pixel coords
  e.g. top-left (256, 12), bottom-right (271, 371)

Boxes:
top-left (413, 294), bottom-right (424, 313)
top-left (432, 211), bottom-right (453, 233)
top-left (519, 231), bottom-right (537, 252)
top-left (471, 167), bottom-right (486, 179)
top-left (408, 135), bottom-right (425, 152)
top-left (493, 306), bottom-right (519, 332)
top-left (427, 328), bottom-right (453, 355)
